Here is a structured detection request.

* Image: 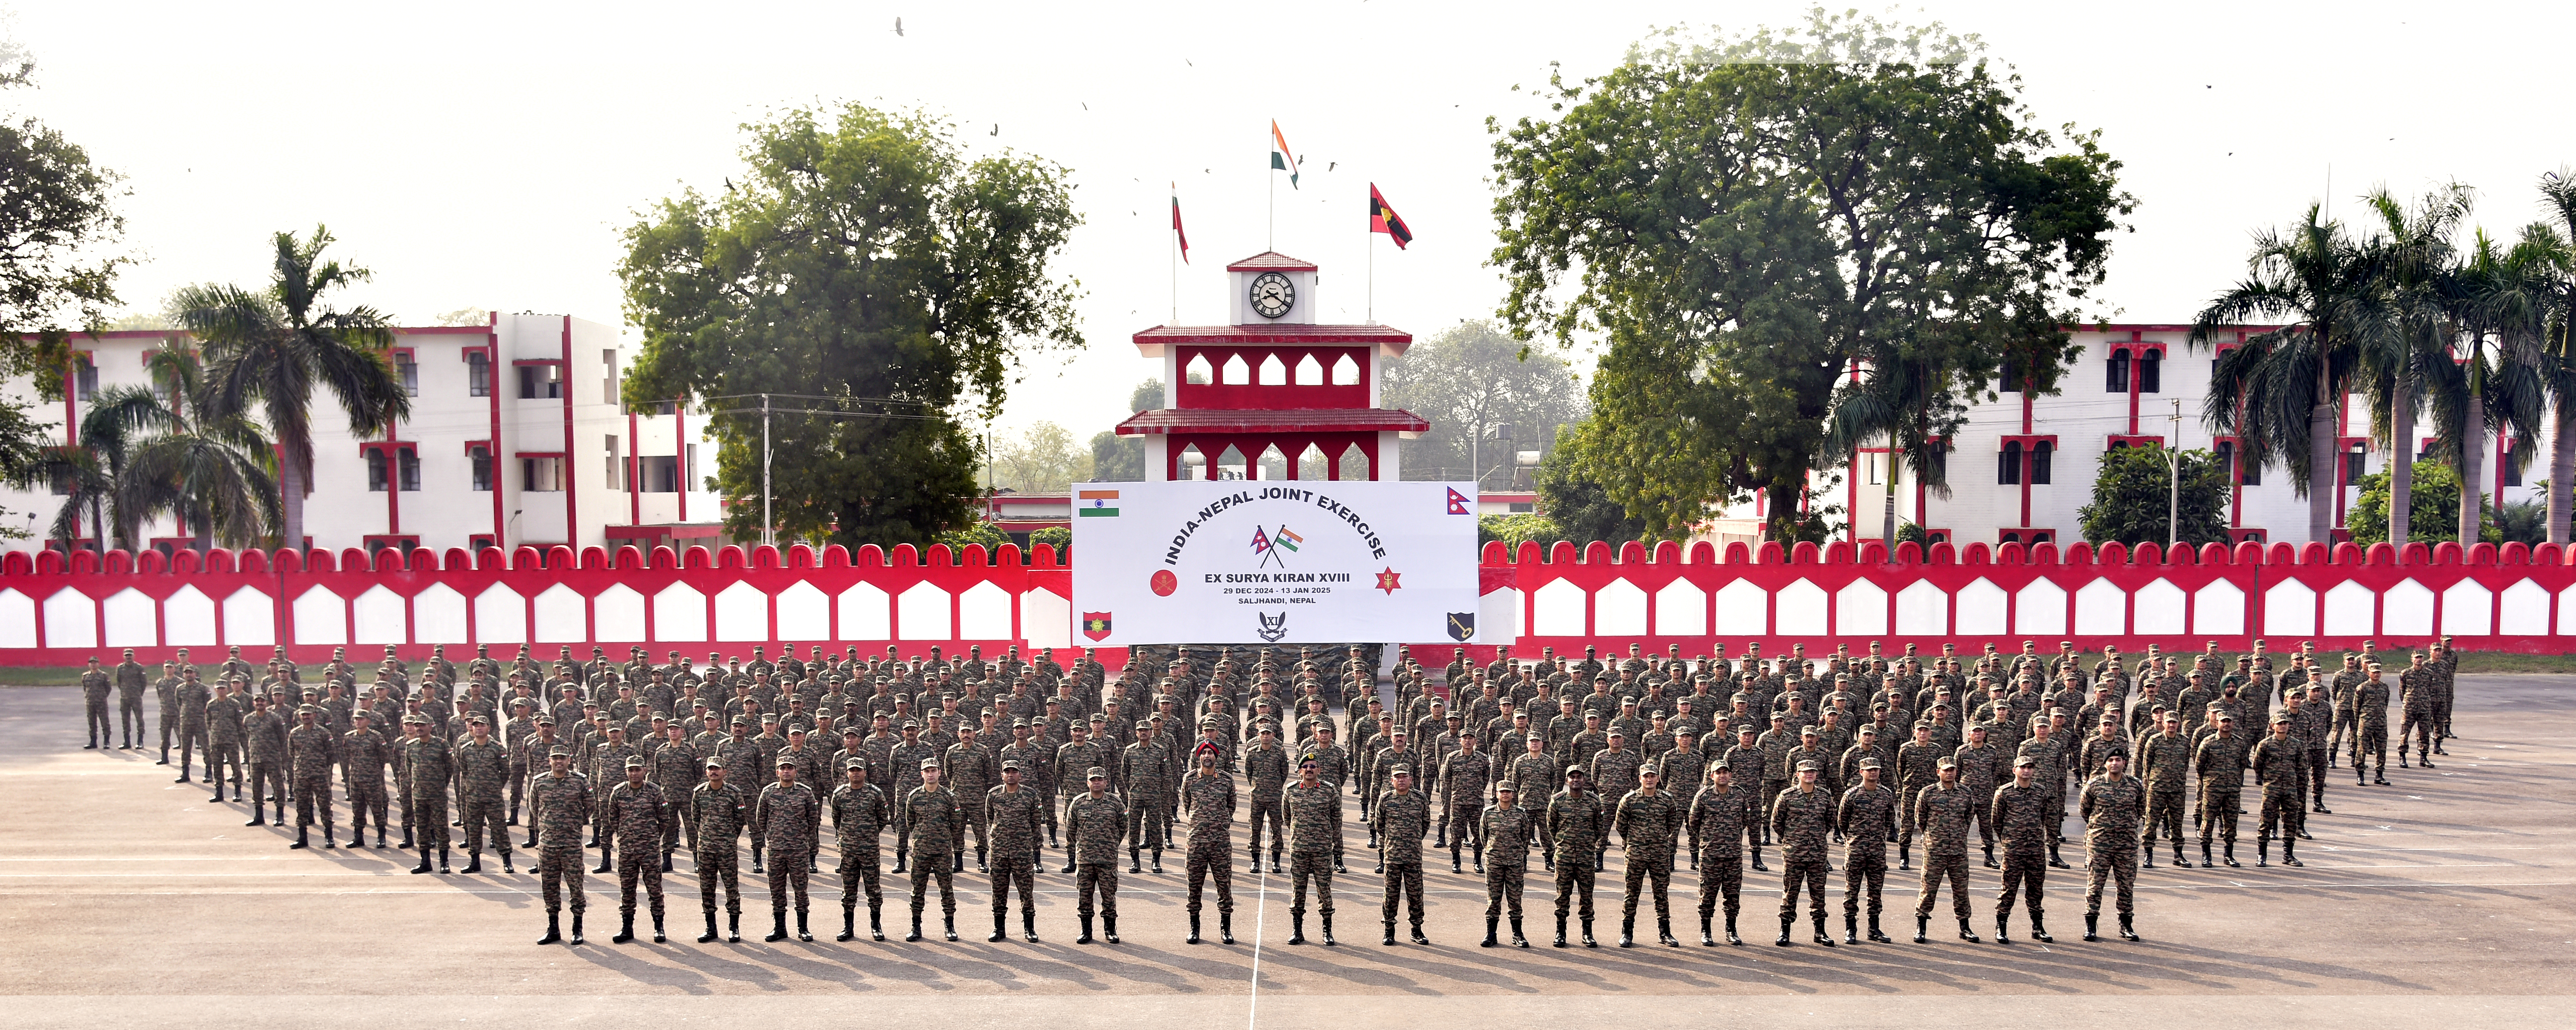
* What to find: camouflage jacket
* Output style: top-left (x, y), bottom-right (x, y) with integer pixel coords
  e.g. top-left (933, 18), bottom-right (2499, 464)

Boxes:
top-left (1991, 782), bottom-right (2050, 852)
top-left (828, 782), bottom-right (889, 852)
top-left (1065, 790), bottom-right (1128, 865)
top-left (753, 781), bottom-right (821, 852)
top-left (1767, 785), bottom-right (1835, 863)
top-left (692, 781), bottom-right (749, 847)
top-left (1613, 789), bottom-right (1683, 861)
top-left (2079, 775), bottom-right (2145, 838)
top-left (903, 784), bottom-right (963, 857)
top-left (606, 780), bottom-right (671, 850)
top-left (1544, 789), bottom-right (1605, 862)
top-left (1283, 781), bottom-right (1340, 855)
top-left (1178, 772), bottom-right (1236, 848)
top-left (528, 771), bottom-right (592, 849)
top-left (985, 784), bottom-right (1046, 854)
top-left (1481, 802), bottom-right (1536, 866)
top-left (1913, 782), bottom-right (1976, 853)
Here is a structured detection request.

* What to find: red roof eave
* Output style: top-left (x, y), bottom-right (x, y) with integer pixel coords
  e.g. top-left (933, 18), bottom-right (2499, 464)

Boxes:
top-left (1114, 407), bottom-right (1430, 437)
top-left (1131, 323), bottom-right (1414, 357)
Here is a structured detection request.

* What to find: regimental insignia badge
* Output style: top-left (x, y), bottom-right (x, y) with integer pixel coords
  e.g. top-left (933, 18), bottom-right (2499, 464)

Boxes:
top-left (1445, 612), bottom-right (1475, 642)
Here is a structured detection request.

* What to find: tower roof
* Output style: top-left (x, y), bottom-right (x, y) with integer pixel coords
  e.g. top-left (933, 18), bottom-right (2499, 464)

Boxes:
top-left (1131, 323), bottom-right (1413, 358)
top-left (1225, 251), bottom-right (1319, 272)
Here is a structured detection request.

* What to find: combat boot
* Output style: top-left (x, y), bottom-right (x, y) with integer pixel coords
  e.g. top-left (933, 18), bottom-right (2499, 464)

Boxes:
top-left (1411, 921), bottom-right (1430, 945)
top-left (1130, 850), bottom-right (1142, 873)
top-left (1726, 915), bottom-right (1742, 945)
top-left (1842, 913), bottom-right (1858, 945)
top-left (1382, 921), bottom-right (1397, 946)
top-left (1982, 843), bottom-right (1997, 869)
top-left (613, 915), bottom-right (636, 944)
top-left (1102, 916), bottom-right (1118, 944)
top-left (1188, 913), bottom-right (1203, 944)
top-left (1867, 915), bottom-right (1889, 943)
top-left (246, 799), bottom-right (266, 827)
top-left (462, 851), bottom-right (483, 874)
top-left (944, 914), bottom-right (959, 942)
top-left (894, 852), bottom-right (909, 874)
top-left (1658, 918), bottom-right (1678, 947)
top-left (797, 912), bottom-right (813, 941)
top-left (653, 916), bottom-right (667, 944)
top-left (502, 853), bottom-right (515, 874)
top-left (1452, 851), bottom-right (1463, 874)
top-left (1775, 915), bottom-right (1794, 946)
top-left (662, 854), bottom-right (673, 874)
top-left (376, 827), bottom-right (388, 849)
top-left (994, 913), bottom-right (1010, 943)
top-left (835, 910), bottom-right (857, 942)
top-left (1700, 915), bottom-right (1716, 946)
top-left (2030, 916), bottom-right (2053, 943)
top-left (1995, 913), bottom-right (2010, 943)
top-left (2256, 841), bottom-right (2268, 868)
top-left (346, 828), bottom-right (365, 849)
top-left (321, 824), bottom-right (337, 849)
top-left (2048, 841), bottom-right (2068, 869)
top-left (1025, 911), bottom-right (1040, 943)
top-left (1617, 918), bottom-right (1634, 948)
top-left (729, 913), bottom-right (742, 942)
top-left (1150, 851), bottom-right (1163, 875)
top-left (1218, 913), bottom-right (1233, 945)
top-left (765, 911), bottom-right (789, 942)
top-left (1552, 916), bottom-right (1568, 948)
top-left (290, 827), bottom-right (309, 849)
top-left (2083, 913), bottom-right (2099, 941)
top-left (1813, 914), bottom-right (1835, 947)
top-left (522, 828), bottom-right (536, 849)
top-left (2144, 849), bottom-right (2156, 869)
top-left (1914, 915), bottom-right (1929, 943)
top-left (1580, 918), bottom-right (1596, 948)
top-left (2200, 841), bottom-right (2214, 868)
top-left (410, 851), bottom-right (432, 875)
top-left (1286, 913), bottom-right (1304, 945)
top-left (870, 909), bottom-right (886, 941)
top-left (399, 825), bottom-right (416, 849)
top-left (2222, 844), bottom-right (2240, 868)
top-left (2119, 914), bottom-right (2140, 941)
top-left (439, 846), bottom-right (452, 874)
top-left (538, 912), bottom-right (562, 945)
top-left (2282, 843), bottom-right (2303, 867)
top-left (1958, 918), bottom-right (1980, 942)
top-left (702, 912), bottom-right (722, 944)
top-left (1506, 917), bottom-right (1525, 947)
top-left (596, 848), bottom-right (613, 874)
top-left (1898, 841), bottom-right (1912, 871)
top-left (1319, 913), bottom-right (1337, 945)
top-left (563, 912), bottom-right (585, 945)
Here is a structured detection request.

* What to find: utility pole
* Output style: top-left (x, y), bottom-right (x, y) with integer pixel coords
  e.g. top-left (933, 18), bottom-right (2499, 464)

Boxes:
top-left (2168, 398), bottom-right (2183, 548)
top-left (760, 393), bottom-right (773, 549)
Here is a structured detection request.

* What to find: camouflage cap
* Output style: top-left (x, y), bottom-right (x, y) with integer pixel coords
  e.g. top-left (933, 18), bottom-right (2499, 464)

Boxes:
top-left (1388, 764), bottom-right (1413, 777)
top-left (1936, 756), bottom-right (1957, 769)
top-left (1795, 760), bottom-right (1820, 772)
top-left (919, 758), bottom-right (940, 769)
top-left (535, 716), bottom-right (555, 726)
top-left (704, 757), bottom-right (724, 769)
top-left (901, 719), bottom-right (920, 729)
top-left (1085, 766), bottom-right (1109, 779)
top-left (2012, 755), bottom-right (2037, 766)
top-left (1000, 759), bottom-right (1021, 771)
top-left (729, 715), bottom-right (749, 726)
top-left (845, 757), bottom-right (866, 770)
top-left (1857, 757), bottom-right (1882, 770)
top-left (549, 747), bottom-right (573, 758)
top-left (624, 756), bottom-right (647, 769)
top-left (467, 714), bottom-right (489, 725)
top-left (775, 754), bottom-right (798, 767)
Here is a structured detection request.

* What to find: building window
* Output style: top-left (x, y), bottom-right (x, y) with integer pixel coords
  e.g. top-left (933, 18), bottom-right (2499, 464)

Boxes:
top-left (74, 356), bottom-right (98, 400)
top-left (469, 446), bottom-right (492, 491)
top-left (2137, 351), bottom-right (2161, 393)
top-left (640, 455), bottom-right (679, 492)
top-left (2105, 350), bottom-right (2129, 393)
top-left (2344, 444), bottom-right (2366, 483)
top-left (518, 363), bottom-right (561, 400)
top-left (1508, 501), bottom-right (1534, 513)
top-left (366, 450), bottom-right (389, 491)
top-left (1999, 441), bottom-right (2022, 485)
top-left (468, 351), bottom-right (490, 397)
top-left (522, 456), bottom-right (564, 492)
top-left (654, 399), bottom-right (677, 416)
top-left (469, 533), bottom-right (497, 551)
top-left (396, 354), bottom-right (420, 397)
top-left (2241, 449), bottom-right (2261, 485)
top-left (602, 349), bottom-right (619, 406)
top-left (2031, 441), bottom-right (2054, 485)
top-left (686, 443), bottom-right (700, 490)
top-left (2505, 445), bottom-right (2523, 486)
top-left (604, 435), bottom-right (622, 491)
top-left (49, 470), bottom-right (70, 496)
top-left (2216, 440), bottom-right (2234, 482)
top-left (397, 448), bottom-right (420, 491)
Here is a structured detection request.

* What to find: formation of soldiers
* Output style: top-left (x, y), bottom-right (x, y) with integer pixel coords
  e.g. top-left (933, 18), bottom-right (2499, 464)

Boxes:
top-left (91, 631), bottom-right (2459, 951)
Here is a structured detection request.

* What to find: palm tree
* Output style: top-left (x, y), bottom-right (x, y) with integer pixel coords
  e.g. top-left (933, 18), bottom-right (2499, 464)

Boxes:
top-left (176, 226), bottom-right (409, 551)
top-left (2536, 168), bottom-right (2576, 544)
top-left (15, 384), bottom-right (166, 550)
top-left (2193, 206), bottom-right (2379, 545)
top-left (1825, 345), bottom-right (1963, 546)
top-left (2435, 227), bottom-right (2554, 543)
top-left (2357, 184), bottom-right (2472, 545)
top-left (117, 347), bottom-right (282, 550)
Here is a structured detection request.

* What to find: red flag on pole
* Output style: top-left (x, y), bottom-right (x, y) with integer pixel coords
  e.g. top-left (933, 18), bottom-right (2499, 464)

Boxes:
top-left (1368, 184), bottom-right (1413, 249)
top-left (1171, 184), bottom-right (1189, 263)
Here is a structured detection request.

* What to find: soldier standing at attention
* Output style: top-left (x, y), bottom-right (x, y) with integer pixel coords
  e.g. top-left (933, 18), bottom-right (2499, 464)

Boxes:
top-left (202, 681), bottom-right (244, 801)
top-left (754, 754), bottom-right (821, 941)
top-left (945, 724), bottom-right (998, 874)
top-left (530, 747), bottom-right (592, 945)
top-left (343, 709), bottom-right (392, 848)
top-left (1547, 768), bottom-right (1605, 947)
top-left (2251, 714), bottom-right (2309, 869)
top-left (1991, 755), bottom-right (2053, 943)
top-left (2079, 752), bottom-right (2146, 942)
top-left (1911, 757), bottom-right (1980, 943)
top-left (691, 758), bottom-right (749, 942)
top-left (1894, 723), bottom-right (1942, 872)
top-left (1241, 722), bottom-right (1292, 874)
top-left (1179, 744), bottom-right (1239, 944)
top-left (1769, 759), bottom-right (1837, 947)
top-left (650, 724), bottom-right (699, 872)
top-left (454, 716), bottom-right (513, 873)
top-left (1123, 721), bottom-right (1174, 873)
top-left (402, 715), bottom-right (456, 874)
top-left (1614, 762), bottom-right (1684, 948)
top-left (175, 671), bottom-right (213, 784)
top-left (1480, 781), bottom-right (1536, 948)
top-left (2194, 713), bottom-right (2249, 867)
top-left (1837, 757), bottom-right (1896, 944)
top-left (1066, 766), bottom-right (1127, 945)
top-left (606, 756), bottom-right (673, 943)
top-left (2398, 653), bottom-right (2437, 769)
top-left (2136, 713), bottom-right (2192, 868)
top-left (80, 656), bottom-right (113, 750)
top-left (828, 758), bottom-right (890, 941)
top-left (902, 759), bottom-right (963, 941)
top-left (1441, 731), bottom-right (1493, 873)
top-left (286, 706), bottom-right (337, 851)
top-left (243, 693), bottom-right (288, 826)
top-left (1372, 765), bottom-right (1433, 945)
top-left (1283, 755), bottom-right (1341, 946)
top-left (1687, 762), bottom-right (1749, 946)
top-left (2352, 663), bottom-right (2392, 786)
top-left (987, 760), bottom-right (1047, 942)
top-left (114, 649), bottom-right (149, 749)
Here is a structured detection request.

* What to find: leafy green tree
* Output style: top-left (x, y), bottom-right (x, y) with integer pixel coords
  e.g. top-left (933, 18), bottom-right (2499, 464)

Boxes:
top-left (2356, 184), bottom-right (2472, 549)
top-left (2076, 446), bottom-right (2229, 547)
top-left (1087, 378), bottom-right (1161, 482)
top-left (993, 420), bottom-right (1090, 494)
top-left (117, 347), bottom-right (282, 550)
top-left (1478, 512), bottom-right (1561, 548)
top-left (1535, 418), bottom-right (1648, 544)
top-left (620, 104), bottom-right (1083, 548)
top-left (1029, 525), bottom-right (1069, 557)
top-left (0, 396), bottom-right (45, 539)
top-left (1378, 319), bottom-right (1584, 488)
top-left (2348, 461), bottom-right (2496, 545)
top-left (935, 519), bottom-right (1006, 554)
top-left (1490, 11), bottom-right (2128, 538)
top-left (176, 227), bottom-right (409, 550)
top-left (0, 37), bottom-right (130, 389)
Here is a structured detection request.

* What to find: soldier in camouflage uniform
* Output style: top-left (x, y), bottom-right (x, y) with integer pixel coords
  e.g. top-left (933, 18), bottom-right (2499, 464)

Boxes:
top-left (1066, 765), bottom-right (1127, 944)
top-left (753, 754), bottom-right (821, 941)
top-left (80, 656), bottom-right (113, 750)
top-left (1179, 744), bottom-right (1238, 944)
top-left (1687, 762), bottom-right (1750, 945)
top-left (1480, 782), bottom-right (1536, 948)
top-left (2136, 713), bottom-right (2192, 867)
top-left (453, 715), bottom-right (514, 873)
top-left (342, 709), bottom-right (392, 848)
top-left (402, 715), bottom-right (456, 874)
top-left (945, 725), bottom-right (998, 873)
top-left (902, 759), bottom-right (963, 941)
top-left (1546, 768), bottom-right (1605, 947)
top-left (1241, 722), bottom-right (1292, 874)
top-left (2194, 713), bottom-right (2249, 867)
top-left (1836, 757), bottom-right (1896, 944)
top-left (2250, 713), bottom-right (2308, 869)
top-left (606, 756), bottom-right (673, 943)
top-left (2351, 663), bottom-right (2391, 785)
top-left (243, 693), bottom-right (288, 826)
top-left (828, 758), bottom-right (890, 941)
top-left (1769, 759), bottom-right (1837, 946)
top-left (2079, 751), bottom-right (2146, 942)
top-left (175, 672), bottom-right (213, 785)
top-left (1911, 757), bottom-right (1981, 943)
top-left (529, 748), bottom-right (592, 945)
top-left (987, 760), bottom-right (1047, 942)
top-left (691, 758), bottom-right (749, 942)
top-left (1282, 755), bottom-right (1341, 945)
top-left (1992, 754), bottom-right (2053, 942)
top-left (1614, 762), bottom-right (1683, 947)
top-left (286, 706), bottom-right (338, 850)
top-left (114, 650), bottom-right (148, 749)
top-left (1122, 721), bottom-right (1173, 872)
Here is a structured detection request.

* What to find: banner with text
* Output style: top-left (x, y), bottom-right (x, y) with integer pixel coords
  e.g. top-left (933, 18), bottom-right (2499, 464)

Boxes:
top-left (1070, 480), bottom-right (1481, 645)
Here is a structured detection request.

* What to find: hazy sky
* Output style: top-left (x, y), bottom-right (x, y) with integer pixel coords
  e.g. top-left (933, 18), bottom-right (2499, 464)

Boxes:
top-left (15, 1), bottom-right (2574, 444)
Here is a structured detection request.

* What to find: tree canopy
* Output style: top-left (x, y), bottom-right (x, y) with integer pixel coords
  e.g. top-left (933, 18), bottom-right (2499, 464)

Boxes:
top-left (619, 103), bottom-right (1083, 547)
top-left (1378, 319), bottom-right (1585, 488)
top-left (1490, 10), bottom-right (2129, 538)
top-left (2076, 445), bottom-right (2228, 547)
top-left (0, 39), bottom-right (128, 389)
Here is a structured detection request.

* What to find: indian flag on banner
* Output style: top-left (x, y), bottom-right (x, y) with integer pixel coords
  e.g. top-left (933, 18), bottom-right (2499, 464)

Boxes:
top-left (1270, 120), bottom-right (1300, 188)
top-left (1077, 489), bottom-right (1119, 517)
top-left (1273, 525), bottom-right (1302, 552)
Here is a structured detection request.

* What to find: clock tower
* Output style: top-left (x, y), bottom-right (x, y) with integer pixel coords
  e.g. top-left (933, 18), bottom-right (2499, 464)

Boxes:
top-left (1115, 251), bottom-right (1427, 482)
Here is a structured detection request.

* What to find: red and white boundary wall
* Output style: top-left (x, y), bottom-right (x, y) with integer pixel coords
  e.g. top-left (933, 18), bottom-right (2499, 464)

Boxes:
top-left (4, 537), bottom-right (2572, 670)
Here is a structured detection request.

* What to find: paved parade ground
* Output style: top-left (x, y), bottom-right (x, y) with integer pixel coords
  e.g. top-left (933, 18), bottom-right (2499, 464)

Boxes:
top-left (4, 676), bottom-right (2571, 1027)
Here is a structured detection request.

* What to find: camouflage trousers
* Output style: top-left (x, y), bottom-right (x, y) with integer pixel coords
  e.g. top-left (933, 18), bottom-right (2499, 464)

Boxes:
top-left (768, 860), bottom-right (810, 914)
top-left (2351, 723), bottom-right (2387, 771)
top-left (1914, 849), bottom-right (1972, 920)
top-left (2400, 712), bottom-right (2434, 757)
top-left (954, 796), bottom-right (989, 858)
top-left (1484, 862), bottom-right (1525, 919)
top-left (2305, 750), bottom-right (2330, 805)
top-left (2328, 706), bottom-right (2355, 753)
top-left (837, 847), bottom-right (883, 911)
top-left (1126, 793), bottom-right (1169, 854)
top-left (1841, 853), bottom-right (1886, 919)
top-left (1995, 849), bottom-right (2046, 918)
top-left (911, 853), bottom-right (957, 915)
top-left (2083, 838), bottom-right (2136, 916)
top-left (1247, 792), bottom-right (1286, 857)
top-left (1381, 860), bottom-right (1425, 925)
top-left (1552, 858), bottom-right (1596, 920)
top-left (620, 851), bottom-right (666, 920)
top-left (175, 721), bottom-right (208, 775)
top-left (1446, 802), bottom-right (1483, 851)
top-left (118, 696), bottom-right (145, 743)
top-left (2259, 786), bottom-right (2303, 843)
top-left (1185, 841), bottom-right (1233, 915)
top-left (696, 848), bottom-right (742, 916)
top-left (1073, 861), bottom-right (1118, 918)
top-left (159, 705), bottom-right (181, 754)
top-left (1695, 853), bottom-right (1742, 919)
top-left (292, 775), bottom-right (334, 830)
top-left (506, 764), bottom-right (528, 823)
top-left (2144, 789), bottom-right (2188, 852)
top-left (207, 738), bottom-right (244, 787)
top-left (2196, 785), bottom-right (2240, 847)
top-left (1289, 852), bottom-right (1334, 916)
top-left (1622, 853), bottom-right (1673, 922)
top-left (537, 845), bottom-right (586, 913)
top-left (346, 781), bottom-right (388, 833)
top-left (411, 792), bottom-right (451, 848)
top-left (248, 760), bottom-right (285, 804)
top-left (991, 854), bottom-right (1038, 917)
top-left (84, 697), bottom-right (111, 744)
top-left (460, 794), bottom-right (508, 855)
top-left (1778, 856), bottom-right (1829, 919)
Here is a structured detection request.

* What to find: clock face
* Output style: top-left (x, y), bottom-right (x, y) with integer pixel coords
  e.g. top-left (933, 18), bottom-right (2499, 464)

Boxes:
top-left (1248, 272), bottom-right (1295, 319)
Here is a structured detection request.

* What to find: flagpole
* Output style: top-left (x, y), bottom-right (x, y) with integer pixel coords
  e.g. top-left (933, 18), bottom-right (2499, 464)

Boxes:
top-left (1170, 182), bottom-right (1178, 323)
top-left (1367, 228), bottom-right (1375, 324)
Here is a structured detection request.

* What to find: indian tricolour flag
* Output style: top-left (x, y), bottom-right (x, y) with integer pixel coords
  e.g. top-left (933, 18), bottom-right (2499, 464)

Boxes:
top-left (1269, 120), bottom-right (1300, 189)
top-left (1077, 489), bottom-right (1119, 517)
